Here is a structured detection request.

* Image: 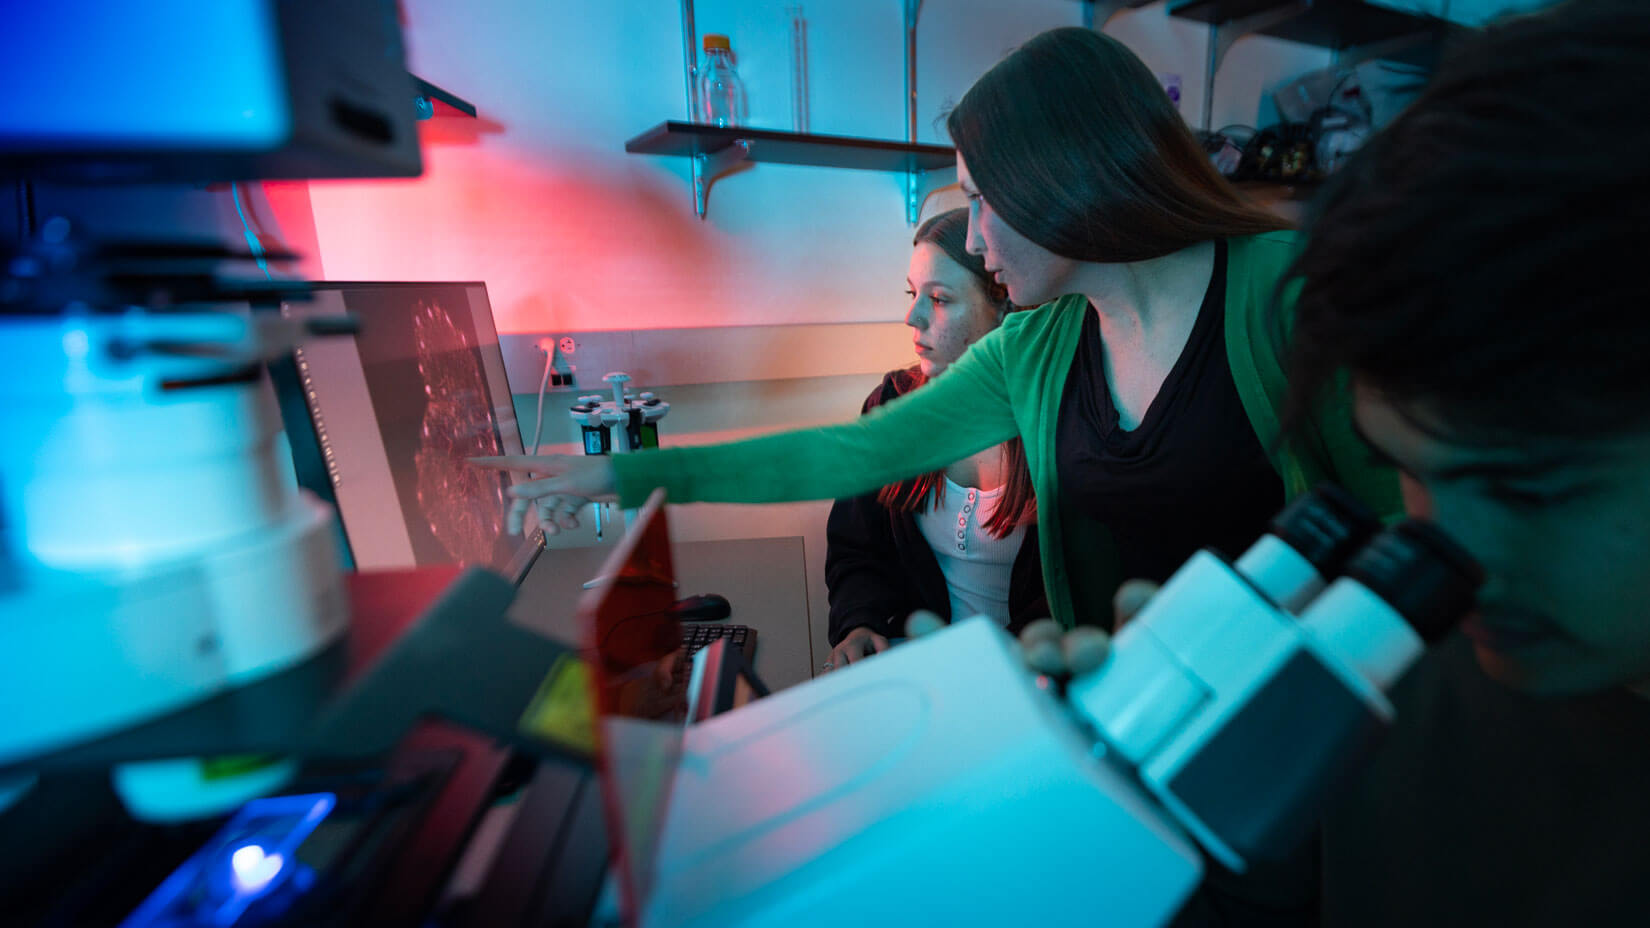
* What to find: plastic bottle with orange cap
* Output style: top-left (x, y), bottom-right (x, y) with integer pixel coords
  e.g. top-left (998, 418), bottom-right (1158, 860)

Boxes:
top-left (698, 34), bottom-right (747, 127)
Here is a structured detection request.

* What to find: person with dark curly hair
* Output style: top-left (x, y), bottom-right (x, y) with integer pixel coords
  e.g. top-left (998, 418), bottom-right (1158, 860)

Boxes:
top-left (1281, 1), bottom-right (1650, 923)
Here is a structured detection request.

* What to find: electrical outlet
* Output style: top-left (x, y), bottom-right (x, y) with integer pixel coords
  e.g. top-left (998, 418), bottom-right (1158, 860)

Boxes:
top-left (527, 336), bottom-right (577, 388)
top-left (501, 331), bottom-right (625, 395)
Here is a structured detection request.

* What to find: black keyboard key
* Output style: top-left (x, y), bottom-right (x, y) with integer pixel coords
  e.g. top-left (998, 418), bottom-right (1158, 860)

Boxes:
top-left (680, 622), bottom-right (755, 659)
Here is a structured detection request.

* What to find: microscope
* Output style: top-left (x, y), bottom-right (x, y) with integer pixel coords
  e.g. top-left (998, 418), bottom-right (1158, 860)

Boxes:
top-left (620, 486), bottom-right (1481, 927)
top-left (0, 0), bottom-right (423, 821)
top-left (1064, 487), bottom-right (1478, 874)
top-left (0, 248), bottom-right (352, 820)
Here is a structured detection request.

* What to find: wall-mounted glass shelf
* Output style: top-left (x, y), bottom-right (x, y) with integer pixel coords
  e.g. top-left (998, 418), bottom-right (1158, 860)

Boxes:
top-left (1168, 0), bottom-right (1451, 54)
top-left (624, 121), bottom-right (957, 222)
top-left (625, 121), bottom-right (953, 172)
top-left (1169, 0), bottom-right (1456, 130)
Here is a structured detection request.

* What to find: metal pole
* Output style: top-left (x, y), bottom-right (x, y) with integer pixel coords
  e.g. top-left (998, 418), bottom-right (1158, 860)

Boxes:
top-left (1202, 23), bottom-right (1218, 133)
top-left (1200, 1), bottom-right (1312, 133)
top-left (904, 0), bottom-right (923, 224)
top-left (904, 0), bottom-right (921, 144)
top-left (682, 0), bottom-right (700, 121)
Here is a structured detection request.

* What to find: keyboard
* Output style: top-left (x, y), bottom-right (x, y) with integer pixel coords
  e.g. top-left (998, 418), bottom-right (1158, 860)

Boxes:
top-left (681, 622), bottom-right (756, 662)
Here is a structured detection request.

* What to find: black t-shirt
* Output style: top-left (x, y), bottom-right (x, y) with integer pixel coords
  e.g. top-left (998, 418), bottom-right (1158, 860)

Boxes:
top-left (1055, 240), bottom-right (1284, 586)
top-left (1320, 635), bottom-right (1650, 927)
top-left (1172, 639), bottom-right (1650, 928)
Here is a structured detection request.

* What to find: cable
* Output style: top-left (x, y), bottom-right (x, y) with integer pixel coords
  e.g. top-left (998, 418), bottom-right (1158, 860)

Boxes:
top-left (530, 345), bottom-right (553, 454)
top-left (230, 181), bottom-right (274, 281)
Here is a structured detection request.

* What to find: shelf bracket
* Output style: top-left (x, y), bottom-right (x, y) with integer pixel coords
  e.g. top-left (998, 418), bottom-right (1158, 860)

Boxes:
top-left (692, 140), bottom-right (752, 220)
top-left (906, 164), bottom-right (956, 226)
top-left (411, 76), bottom-right (477, 120)
top-left (1201, 0), bottom-right (1313, 131)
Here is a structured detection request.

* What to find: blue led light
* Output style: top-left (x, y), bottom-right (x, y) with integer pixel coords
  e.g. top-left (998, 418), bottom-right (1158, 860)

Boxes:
top-left (120, 792), bottom-right (335, 928)
top-left (228, 845), bottom-right (285, 894)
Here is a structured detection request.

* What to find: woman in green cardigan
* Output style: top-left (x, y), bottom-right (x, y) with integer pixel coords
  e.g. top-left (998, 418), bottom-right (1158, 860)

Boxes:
top-left (477, 27), bottom-right (1399, 631)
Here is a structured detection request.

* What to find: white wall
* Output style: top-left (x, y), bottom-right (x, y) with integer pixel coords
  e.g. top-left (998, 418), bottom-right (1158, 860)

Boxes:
top-left (300, 0), bottom-right (1344, 669)
top-left (307, 1), bottom-right (1331, 333)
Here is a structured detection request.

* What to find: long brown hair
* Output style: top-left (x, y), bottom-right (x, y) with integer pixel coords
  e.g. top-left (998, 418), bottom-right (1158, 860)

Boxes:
top-left (947, 27), bottom-right (1289, 263)
top-left (876, 209), bottom-right (1036, 537)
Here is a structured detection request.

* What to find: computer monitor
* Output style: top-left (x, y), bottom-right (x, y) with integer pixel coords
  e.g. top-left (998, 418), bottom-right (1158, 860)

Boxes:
top-left (575, 489), bottom-right (686, 926)
top-left (279, 281), bottom-right (540, 579)
top-left (574, 489), bottom-right (775, 926)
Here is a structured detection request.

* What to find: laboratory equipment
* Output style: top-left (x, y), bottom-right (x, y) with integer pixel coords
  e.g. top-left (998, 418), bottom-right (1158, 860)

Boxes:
top-left (0, 224), bottom-right (351, 820)
top-left (277, 281), bottom-right (541, 575)
top-left (788, 7), bottom-right (810, 133)
top-left (0, 0), bottom-right (423, 820)
top-left (581, 488), bottom-right (1480, 927)
top-left (1, 0), bottom-right (421, 182)
top-left (569, 372), bottom-right (670, 540)
top-left (697, 34), bottom-right (748, 128)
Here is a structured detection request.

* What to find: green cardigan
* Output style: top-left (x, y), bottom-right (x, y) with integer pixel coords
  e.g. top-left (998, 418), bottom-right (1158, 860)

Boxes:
top-left (614, 231), bottom-right (1401, 629)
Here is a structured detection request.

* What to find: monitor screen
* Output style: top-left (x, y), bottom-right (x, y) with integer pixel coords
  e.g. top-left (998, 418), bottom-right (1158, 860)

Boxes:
top-left (281, 282), bottom-right (535, 576)
top-left (576, 489), bottom-right (687, 925)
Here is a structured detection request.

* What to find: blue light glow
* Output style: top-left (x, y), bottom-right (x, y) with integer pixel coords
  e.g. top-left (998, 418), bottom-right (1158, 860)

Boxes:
top-left (120, 792), bottom-right (335, 928)
top-left (229, 844), bottom-right (285, 894)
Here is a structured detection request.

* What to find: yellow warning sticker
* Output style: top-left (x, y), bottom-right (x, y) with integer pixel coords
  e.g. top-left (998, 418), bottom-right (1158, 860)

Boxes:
top-left (517, 655), bottom-right (597, 756)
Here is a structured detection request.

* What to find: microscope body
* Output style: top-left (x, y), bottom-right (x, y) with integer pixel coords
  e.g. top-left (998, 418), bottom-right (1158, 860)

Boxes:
top-left (0, 310), bottom-right (348, 820)
top-left (1069, 549), bottom-right (1395, 870)
top-left (636, 495), bottom-right (1478, 927)
top-left (641, 617), bottom-right (1204, 928)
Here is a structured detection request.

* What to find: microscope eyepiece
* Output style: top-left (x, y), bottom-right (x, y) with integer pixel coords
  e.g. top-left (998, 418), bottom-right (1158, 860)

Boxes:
top-left (1237, 484), bottom-right (1381, 613)
top-left (1345, 520), bottom-right (1484, 643)
top-left (1268, 483), bottom-right (1380, 579)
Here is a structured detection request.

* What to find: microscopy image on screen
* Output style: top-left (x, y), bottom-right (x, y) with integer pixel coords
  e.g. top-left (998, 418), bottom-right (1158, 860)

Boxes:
top-left (341, 285), bottom-right (520, 572)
